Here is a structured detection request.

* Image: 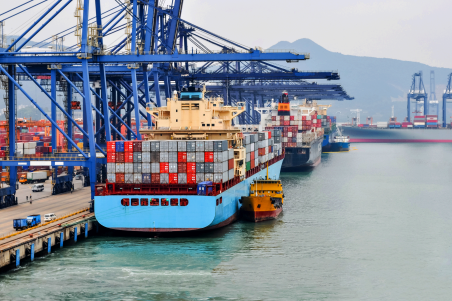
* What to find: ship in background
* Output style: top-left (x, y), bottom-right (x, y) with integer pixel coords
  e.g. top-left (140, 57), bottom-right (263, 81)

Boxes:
top-left (258, 93), bottom-right (333, 171)
top-left (343, 112), bottom-right (452, 143)
top-left (94, 87), bottom-right (285, 232)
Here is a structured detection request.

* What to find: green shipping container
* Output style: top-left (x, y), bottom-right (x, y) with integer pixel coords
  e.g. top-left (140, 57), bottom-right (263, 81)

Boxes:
top-left (317, 115), bottom-right (322, 119)
top-left (246, 161), bottom-right (251, 171)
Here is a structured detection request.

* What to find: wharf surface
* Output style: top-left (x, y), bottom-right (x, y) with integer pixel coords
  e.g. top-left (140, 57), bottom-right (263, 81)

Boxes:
top-left (0, 186), bottom-right (96, 270)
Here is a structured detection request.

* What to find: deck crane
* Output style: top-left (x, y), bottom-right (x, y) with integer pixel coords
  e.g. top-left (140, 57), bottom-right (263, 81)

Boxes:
top-left (407, 71), bottom-right (428, 122)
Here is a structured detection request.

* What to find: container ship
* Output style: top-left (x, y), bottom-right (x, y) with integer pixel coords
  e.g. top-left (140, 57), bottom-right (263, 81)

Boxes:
top-left (94, 87), bottom-right (285, 232)
top-left (262, 94), bottom-right (331, 171)
top-left (344, 115), bottom-right (452, 143)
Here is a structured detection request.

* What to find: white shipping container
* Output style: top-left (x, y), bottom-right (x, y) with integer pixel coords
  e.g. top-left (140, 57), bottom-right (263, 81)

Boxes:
top-left (107, 173), bottom-right (116, 183)
top-left (228, 169), bottom-right (234, 180)
top-left (116, 163), bottom-right (125, 173)
top-left (245, 144), bottom-right (251, 153)
top-left (24, 148), bottom-right (36, 155)
top-left (142, 163), bottom-right (151, 173)
top-left (178, 173), bottom-right (187, 184)
top-left (195, 152), bottom-right (205, 162)
top-left (142, 152), bottom-right (151, 163)
top-left (125, 174), bottom-right (134, 184)
top-left (187, 152), bottom-right (196, 162)
top-left (25, 142), bottom-right (37, 149)
top-left (196, 173), bottom-right (205, 183)
top-left (177, 141), bottom-right (186, 151)
top-left (151, 163), bottom-right (160, 173)
top-left (255, 158), bottom-right (258, 167)
top-left (169, 163), bottom-right (178, 173)
top-left (284, 116), bottom-right (290, 121)
top-left (133, 174), bottom-right (142, 184)
top-left (160, 173), bottom-right (169, 184)
top-left (107, 163), bottom-right (115, 173)
top-left (168, 152), bottom-right (178, 163)
top-left (246, 152), bottom-right (250, 162)
top-left (16, 143), bottom-right (24, 150)
top-left (283, 137), bottom-right (288, 143)
top-left (250, 143), bottom-right (255, 152)
top-left (204, 173), bottom-right (213, 181)
top-left (228, 148), bottom-right (234, 159)
top-left (160, 151), bottom-right (169, 162)
top-left (125, 163), bottom-right (133, 174)
top-left (142, 141), bottom-right (151, 152)
top-left (160, 141), bottom-right (169, 151)
top-left (205, 141), bottom-right (214, 152)
top-left (213, 173), bottom-right (223, 183)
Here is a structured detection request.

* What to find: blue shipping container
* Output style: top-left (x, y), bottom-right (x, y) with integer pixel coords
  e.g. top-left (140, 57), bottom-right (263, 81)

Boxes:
top-left (116, 141), bottom-right (125, 152)
top-left (197, 181), bottom-right (213, 195)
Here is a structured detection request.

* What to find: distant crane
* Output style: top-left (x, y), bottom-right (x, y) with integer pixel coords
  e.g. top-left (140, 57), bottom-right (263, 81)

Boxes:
top-left (350, 109), bottom-right (362, 125)
top-left (407, 71), bottom-right (428, 122)
top-left (442, 73), bottom-right (452, 127)
top-left (429, 71), bottom-right (438, 115)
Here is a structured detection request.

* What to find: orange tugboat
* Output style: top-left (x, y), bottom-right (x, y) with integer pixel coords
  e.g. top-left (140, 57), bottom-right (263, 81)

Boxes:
top-left (240, 165), bottom-right (284, 222)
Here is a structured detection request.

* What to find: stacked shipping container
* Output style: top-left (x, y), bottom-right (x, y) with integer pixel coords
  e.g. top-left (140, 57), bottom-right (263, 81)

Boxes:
top-left (107, 140), bottom-right (238, 185)
top-left (243, 130), bottom-right (282, 172)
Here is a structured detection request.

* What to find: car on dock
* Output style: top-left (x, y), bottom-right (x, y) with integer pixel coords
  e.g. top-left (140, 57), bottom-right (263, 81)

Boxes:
top-left (13, 215), bottom-right (41, 231)
top-left (32, 184), bottom-right (45, 192)
top-left (44, 213), bottom-right (57, 222)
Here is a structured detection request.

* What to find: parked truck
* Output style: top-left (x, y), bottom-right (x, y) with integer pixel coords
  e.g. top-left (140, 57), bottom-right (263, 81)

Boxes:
top-left (13, 214), bottom-right (41, 230)
top-left (19, 171), bottom-right (49, 184)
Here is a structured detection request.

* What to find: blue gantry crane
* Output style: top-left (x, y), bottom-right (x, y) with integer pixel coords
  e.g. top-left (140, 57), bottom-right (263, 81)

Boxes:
top-left (407, 71), bottom-right (428, 122)
top-left (0, 0), bottom-right (313, 206)
top-left (442, 73), bottom-right (452, 128)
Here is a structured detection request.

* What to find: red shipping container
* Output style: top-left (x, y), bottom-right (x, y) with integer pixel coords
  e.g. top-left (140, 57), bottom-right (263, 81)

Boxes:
top-left (271, 116), bottom-right (276, 121)
top-left (250, 152), bottom-right (255, 160)
top-left (160, 163), bottom-right (169, 173)
top-left (204, 152), bottom-right (214, 162)
top-left (116, 173), bottom-right (125, 183)
top-left (284, 121), bottom-right (290, 126)
top-left (251, 160), bottom-right (255, 169)
top-left (187, 162), bottom-right (196, 173)
top-left (267, 131), bottom-right (272, 139)
top-left (187, 173), bottom-right (196, 184)
top-left (124, 141), bottom-right (133, 152)
top-left (289, 116), bottom-right (294, 121)
top-left (268, 146), bottom-right (272, 153)
top-left (116, 152), bottom-right (125, 163)
top-left (107, 152), bottom-right (116, 163)
top-left (178, 162), bottom-right (187, 173)
top-left (125, 152), bottom-right (133, 163)
top-left (258, 148), bottom-right (265, 156)
top-left (133, 141), bottom-right (142, 152)
top-left (169, 173), bottom-right (178, 184)
top-left (107, 141), bottom-right (116, 152)
top-left (151, 174), bottom-right (160, 184)
top-left (228, 158), bottom-right (234, 170)
top-left (178, 152), bottom-right (187, 162)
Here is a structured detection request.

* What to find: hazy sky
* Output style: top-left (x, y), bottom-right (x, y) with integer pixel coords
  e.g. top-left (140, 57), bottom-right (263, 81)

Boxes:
top-left (2, 0), bottom-right (451, 68)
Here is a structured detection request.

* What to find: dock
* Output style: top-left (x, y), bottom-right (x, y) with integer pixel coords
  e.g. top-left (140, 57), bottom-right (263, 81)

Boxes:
top-left (0, 186), bottom-right (96, 270)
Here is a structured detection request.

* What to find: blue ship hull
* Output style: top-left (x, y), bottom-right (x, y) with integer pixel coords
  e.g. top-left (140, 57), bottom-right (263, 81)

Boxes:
top-left (94, 159), bottom-right (283, 232)
top-left (329, 142), bottom-right (350, 152)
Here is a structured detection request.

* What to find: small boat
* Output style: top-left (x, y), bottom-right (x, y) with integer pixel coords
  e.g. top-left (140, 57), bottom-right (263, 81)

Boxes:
top-left (240, 164), bottom-right (284, 222)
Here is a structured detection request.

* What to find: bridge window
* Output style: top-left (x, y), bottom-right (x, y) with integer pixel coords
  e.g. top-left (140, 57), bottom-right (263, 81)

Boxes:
top-left (150, 198), bottom-right (159, 206)
top-left (180, 198), bottom-right (189, 206)
top-left (141, 198), bottom-right (148, 206)
top-left (161, 198), bottom-right (169, 206)
top-left (219, 197), bottom-right (222, 204)
top-left (131, 198), bottom-right (139, 206)
top-left (170, 198), bottom-right (178, 206)
top-left (121, 198), bottom-right (129, 206)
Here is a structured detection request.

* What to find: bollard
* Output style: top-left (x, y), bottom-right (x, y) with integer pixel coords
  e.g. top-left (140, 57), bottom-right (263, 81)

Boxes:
top-left (30, 243), bottom-right (35, 261)
top-left (85, 222), bottom-right (88, 238)
top-left (74, 227), bottom-right (77, 242)
top-left (60, 232), bottom-right (64, 247)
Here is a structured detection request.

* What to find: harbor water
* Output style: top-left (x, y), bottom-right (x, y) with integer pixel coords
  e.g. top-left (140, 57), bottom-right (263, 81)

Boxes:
top-left (1, 143), bottom-right (452, 300)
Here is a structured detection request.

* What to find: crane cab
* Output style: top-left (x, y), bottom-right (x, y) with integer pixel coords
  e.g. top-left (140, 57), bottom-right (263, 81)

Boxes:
top-left (71, 101), bottom-right (81, 110)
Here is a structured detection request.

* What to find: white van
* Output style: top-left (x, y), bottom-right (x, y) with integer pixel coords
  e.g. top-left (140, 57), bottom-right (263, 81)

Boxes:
top-left (32, 184), bottom-right (44, 192)
top-left (44, 213), bottom-right (57, 222)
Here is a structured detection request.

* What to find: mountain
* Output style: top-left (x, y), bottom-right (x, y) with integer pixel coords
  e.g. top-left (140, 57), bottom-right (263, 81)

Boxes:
top-left (269, 39), bottom-right (452, 122)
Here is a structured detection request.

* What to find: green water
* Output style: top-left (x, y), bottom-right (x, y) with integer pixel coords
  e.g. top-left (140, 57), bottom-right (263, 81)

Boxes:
top-left (1, 143), bottom-right (452, 300)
